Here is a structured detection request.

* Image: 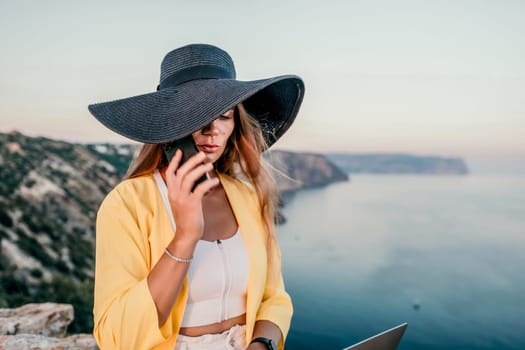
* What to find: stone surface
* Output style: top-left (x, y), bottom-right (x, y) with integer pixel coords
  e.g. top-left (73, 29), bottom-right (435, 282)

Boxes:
top-left (0, 303), bottom-right (98, 350)
top-left (0, 333), bottom-right (98, 350)
top-left (0, 303), bottom-right (73, 337)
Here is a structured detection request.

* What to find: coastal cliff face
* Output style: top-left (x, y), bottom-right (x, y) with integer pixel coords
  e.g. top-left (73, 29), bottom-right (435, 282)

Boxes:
top-left (0, 132), bottom-right (133, 333)
top-left (267, 150), bottom-right (350, 193)
top-left (0, 131), bottom-right (346, 335)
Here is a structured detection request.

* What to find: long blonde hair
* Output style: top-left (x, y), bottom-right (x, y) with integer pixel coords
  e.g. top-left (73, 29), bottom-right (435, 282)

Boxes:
top-left (126, 104), bottom-right (279, 238)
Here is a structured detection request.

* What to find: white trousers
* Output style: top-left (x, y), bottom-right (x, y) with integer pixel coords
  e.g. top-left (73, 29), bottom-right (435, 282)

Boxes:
top-left (174, 324), bottom-right (247, 350)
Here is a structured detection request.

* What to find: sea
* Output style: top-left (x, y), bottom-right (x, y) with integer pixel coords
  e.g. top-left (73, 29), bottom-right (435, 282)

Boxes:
top-left (276, 169), bottom-right (525, 349)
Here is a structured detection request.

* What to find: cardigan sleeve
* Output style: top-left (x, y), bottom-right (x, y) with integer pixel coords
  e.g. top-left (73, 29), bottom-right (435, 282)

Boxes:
top-left (93, 186), bottom-right (174, 349)
top-left (243, 183), bottom-right (293, 346)
top-left (255, 235), bottom-right (294, 347)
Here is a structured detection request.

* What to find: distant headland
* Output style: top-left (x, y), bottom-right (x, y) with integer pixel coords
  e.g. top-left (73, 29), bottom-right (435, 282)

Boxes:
top-left (326, 153), bottom-right (469, 175)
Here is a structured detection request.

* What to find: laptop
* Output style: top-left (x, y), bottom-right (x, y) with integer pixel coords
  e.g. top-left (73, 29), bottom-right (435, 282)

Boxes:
top-left (341, 323), bottom-right (408, 350)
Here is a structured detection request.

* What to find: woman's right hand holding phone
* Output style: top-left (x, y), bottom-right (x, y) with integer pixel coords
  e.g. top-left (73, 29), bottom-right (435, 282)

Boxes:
top-left (164, 149), bottom-right (220, 246)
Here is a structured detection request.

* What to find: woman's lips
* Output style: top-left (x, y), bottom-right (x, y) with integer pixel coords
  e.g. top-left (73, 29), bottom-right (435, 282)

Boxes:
top-left (197, 144), bottom-right (219, 153)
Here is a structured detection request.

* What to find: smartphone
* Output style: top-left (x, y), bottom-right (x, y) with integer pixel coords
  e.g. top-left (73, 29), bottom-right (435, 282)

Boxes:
top-left (162, 136), bottom-right (210, 190)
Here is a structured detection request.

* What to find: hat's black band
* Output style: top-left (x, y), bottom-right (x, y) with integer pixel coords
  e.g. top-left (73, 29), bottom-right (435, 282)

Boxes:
top-left (158, 65), bottom-right (234, 90)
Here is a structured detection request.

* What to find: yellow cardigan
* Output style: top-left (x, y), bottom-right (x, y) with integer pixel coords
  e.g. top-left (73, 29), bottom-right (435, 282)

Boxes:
top-left (93, 173), bottom-right (293, 349)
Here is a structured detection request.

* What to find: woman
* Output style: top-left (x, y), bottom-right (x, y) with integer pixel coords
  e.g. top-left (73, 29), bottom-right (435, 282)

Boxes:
top-left (88, 43), bottom-right (304, 350)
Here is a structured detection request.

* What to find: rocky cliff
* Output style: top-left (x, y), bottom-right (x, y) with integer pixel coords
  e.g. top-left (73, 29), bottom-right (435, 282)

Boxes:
top-left (0, 132), bottom-right (134, 333)
top-left (266, 150), bottom-right (349, 193)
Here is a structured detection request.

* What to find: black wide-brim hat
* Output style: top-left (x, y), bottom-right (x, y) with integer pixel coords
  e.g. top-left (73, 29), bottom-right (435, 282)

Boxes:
top-left (88, 44), bottom-right (305, 147)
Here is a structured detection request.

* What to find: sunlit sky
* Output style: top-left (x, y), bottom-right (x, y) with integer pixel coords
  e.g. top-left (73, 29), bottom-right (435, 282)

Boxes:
top-left (1, 0), bottom-right (524, 162)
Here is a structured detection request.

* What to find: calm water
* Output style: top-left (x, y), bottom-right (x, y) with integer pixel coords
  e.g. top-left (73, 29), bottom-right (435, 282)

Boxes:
top-left (277, 175), bottom-right (525, 350)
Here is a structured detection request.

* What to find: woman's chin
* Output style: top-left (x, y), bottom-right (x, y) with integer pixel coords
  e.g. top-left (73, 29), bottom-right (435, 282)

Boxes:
top-left (203, 155), bottom-right (219, 164)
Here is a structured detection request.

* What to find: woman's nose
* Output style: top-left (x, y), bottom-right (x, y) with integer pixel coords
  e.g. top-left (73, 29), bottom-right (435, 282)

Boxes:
top-left (201, 120), bottom-right (219, 135)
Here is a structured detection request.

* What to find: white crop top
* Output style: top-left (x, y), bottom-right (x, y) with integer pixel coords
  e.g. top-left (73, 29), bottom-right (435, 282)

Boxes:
top-left (153, 171), bottom-right (249, 328)
top-left (181, 230), bottom-right (249, 327)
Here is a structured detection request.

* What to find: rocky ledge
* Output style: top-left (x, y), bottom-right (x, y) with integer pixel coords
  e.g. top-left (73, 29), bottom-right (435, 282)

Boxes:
top-left (0, 303), bottom-right (97, 350)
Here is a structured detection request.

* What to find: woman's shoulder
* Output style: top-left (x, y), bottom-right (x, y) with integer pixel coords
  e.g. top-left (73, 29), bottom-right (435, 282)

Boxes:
top-left (101, 174), bottom-right (157, 207)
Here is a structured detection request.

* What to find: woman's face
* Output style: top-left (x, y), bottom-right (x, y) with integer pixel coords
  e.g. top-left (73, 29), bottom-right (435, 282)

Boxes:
top-left (191, 108), bottom-right (235, 164)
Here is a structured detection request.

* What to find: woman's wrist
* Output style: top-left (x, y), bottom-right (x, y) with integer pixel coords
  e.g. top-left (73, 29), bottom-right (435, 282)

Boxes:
top-left (250, 320), bottom-right (281, 350)
top-left (249, 337), bottom-right (276, 350)
top-left (247, 341), bottom-right (271, 350)
top-left (167, 235), bottom-right (198, 259)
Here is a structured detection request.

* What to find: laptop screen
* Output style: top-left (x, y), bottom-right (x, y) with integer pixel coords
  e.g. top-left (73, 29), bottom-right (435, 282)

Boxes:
top-left (342, 323), bottom-right (408, 350)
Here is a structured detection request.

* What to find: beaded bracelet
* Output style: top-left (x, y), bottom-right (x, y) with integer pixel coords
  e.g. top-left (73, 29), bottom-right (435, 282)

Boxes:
top-left (164, 247), bottom-right (193, 263)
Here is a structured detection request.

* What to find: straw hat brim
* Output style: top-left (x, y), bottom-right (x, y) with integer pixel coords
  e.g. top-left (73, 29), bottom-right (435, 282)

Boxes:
top-left (88, 75), bottom-right (304, 146)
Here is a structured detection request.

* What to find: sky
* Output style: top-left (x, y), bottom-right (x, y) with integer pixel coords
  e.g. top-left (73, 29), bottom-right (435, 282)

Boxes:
top-left (1, 0), bottom-right (524, 164)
